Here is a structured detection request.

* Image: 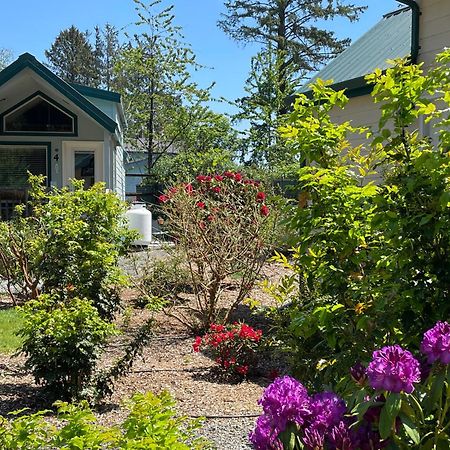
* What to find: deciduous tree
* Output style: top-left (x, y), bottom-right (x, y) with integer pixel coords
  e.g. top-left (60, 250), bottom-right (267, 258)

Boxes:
top-left (115, 0), bottom-right (215, 174)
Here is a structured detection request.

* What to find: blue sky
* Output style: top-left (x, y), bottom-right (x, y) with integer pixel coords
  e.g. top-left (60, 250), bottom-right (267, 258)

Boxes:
top-left (0, 1), bottom-right (404, 115)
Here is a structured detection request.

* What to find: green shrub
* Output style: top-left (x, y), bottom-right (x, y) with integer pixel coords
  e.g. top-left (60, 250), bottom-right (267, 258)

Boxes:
top-left (0, 177), bottom-right (136, 319)
top-left (0, 392), bottom-right (211, 449)
top-left (135, 252), bottom-right (192, 308)
top-left (19, 294), bottom-right (117, 400)
top-left (265, 49), bottom-right (450, 388)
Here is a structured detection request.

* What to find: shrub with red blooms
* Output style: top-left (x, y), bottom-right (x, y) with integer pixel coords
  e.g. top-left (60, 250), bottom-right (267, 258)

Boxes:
top-left (158, 171), bottom-right (275, 331)
top-left (193, 322), bottom-right (262, 377)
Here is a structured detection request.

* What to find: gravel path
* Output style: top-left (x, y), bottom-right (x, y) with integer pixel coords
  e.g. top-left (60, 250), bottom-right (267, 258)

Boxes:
top-left (202, 417), bottom-right (255, 449)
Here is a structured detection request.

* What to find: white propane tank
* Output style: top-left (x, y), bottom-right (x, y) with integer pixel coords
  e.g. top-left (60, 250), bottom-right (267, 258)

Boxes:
top-left (125, 203), bottom-right (152, 246)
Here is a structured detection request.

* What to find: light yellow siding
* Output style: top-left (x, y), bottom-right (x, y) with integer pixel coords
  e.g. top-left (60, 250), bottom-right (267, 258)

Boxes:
top-left (329, 0), bottom-right (449, 147)
top-left (418, 0), bottom-right (450, 68)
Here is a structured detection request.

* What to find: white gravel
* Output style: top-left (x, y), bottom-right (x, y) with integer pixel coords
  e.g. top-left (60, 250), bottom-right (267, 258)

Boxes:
top-left (202, 417), bottom-right (256, 449)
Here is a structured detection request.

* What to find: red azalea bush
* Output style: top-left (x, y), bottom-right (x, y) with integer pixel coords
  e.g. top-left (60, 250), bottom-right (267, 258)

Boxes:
top-left (193, 322), bottom-right (263, 377)
top-left (158, 171), bottom-right (276, 331)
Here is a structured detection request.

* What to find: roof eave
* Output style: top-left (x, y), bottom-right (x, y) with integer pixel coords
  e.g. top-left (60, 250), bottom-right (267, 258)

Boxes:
top-left (0, 53), bottom-right (118, 133)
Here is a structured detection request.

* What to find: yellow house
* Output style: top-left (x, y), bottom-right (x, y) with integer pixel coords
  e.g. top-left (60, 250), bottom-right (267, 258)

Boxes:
top-left (301, 0), bottom-right (450, 146)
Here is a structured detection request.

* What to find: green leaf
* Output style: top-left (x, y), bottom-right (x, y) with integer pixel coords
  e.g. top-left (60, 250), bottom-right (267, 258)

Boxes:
top-left (399, 412), bottom-right (420, 445)
top-left (419, 214), bottom-right (434, 226)
top-left (379, 393), bottom-right (402, 439)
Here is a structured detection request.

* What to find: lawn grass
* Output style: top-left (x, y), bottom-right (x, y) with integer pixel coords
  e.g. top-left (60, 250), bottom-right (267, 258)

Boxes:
top-left (0, 307), bottom-right (23, 353)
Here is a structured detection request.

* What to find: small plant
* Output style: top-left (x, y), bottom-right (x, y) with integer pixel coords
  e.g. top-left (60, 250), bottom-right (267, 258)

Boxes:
top-left (134, 251), bottom-right (192, 308)
top-left (18, 293), bottom-right (117, 401)
top-left (159, 171), bottom-right (276, 331)
top-left (0, 391), bottom-right (211, 449)
top-left (193, 322), bottom-right (262, 377)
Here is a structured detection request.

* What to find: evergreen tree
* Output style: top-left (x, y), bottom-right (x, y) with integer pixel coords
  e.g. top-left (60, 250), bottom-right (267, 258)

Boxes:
top-left (219, 0), bottom-right (366, 109)
top-left (0, 48), bottom-right (13, 71)
top-left (234, 46), bottom-right (296, 165)
top-left (220, 0), bottom-right (366, 167)
top-left (93, 24), bottom-right (120, 90)
top-left (45, 26), bottom-right (99, 87)
top-left (101, 24), bottom-right (120, 90)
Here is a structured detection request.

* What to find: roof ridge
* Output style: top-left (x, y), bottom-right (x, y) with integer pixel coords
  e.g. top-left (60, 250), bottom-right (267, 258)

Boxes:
top-left (383, 6), bottom-right (411, 19)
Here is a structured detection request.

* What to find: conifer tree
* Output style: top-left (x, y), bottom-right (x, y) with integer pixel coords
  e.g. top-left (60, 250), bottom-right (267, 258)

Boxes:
top-left (0, 48), bottom-right (13, 71)
top-left (219, 0), bottom-right (366, 109)
top-left (45, 26), bottom-right (99, 86)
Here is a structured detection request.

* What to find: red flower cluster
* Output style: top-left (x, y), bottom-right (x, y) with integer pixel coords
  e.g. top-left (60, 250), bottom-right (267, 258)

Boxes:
top-left (193, 322), bottom-right (262, 377)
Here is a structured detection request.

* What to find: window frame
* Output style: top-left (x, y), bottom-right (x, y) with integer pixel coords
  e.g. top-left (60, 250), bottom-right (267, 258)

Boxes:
top-left (0, 91), bottom-right (78, 136)
top-left (0, 141), bottom-right (52, 188)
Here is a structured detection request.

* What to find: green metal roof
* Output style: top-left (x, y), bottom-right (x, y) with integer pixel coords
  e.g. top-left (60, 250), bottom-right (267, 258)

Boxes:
top-left (69, 82), bottom-right (121, 103)
top-left (0, 53), bottom-right (117, 133)
top-left (300, 7), bottom-right (412, 96)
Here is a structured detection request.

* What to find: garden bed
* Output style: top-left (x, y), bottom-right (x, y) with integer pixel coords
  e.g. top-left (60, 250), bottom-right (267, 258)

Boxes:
top-left (0, 261), bottom-right (288, 449)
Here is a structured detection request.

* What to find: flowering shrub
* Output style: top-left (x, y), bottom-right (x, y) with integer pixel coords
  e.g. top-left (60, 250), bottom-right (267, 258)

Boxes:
top-left (193, 322), bottom-right (262, 377)
top-left (159, 171), bottom-right (276, 331)
top-left (250, 321), bottom-right (450, 449)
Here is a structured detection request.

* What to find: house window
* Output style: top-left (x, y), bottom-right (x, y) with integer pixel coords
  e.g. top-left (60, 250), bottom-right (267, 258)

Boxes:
top-left (0, 145), bottom-right (47, 189)
top-left (75, 151), bottom-right (95, 188)
top-left (2, 93), bottom-right (76, 134)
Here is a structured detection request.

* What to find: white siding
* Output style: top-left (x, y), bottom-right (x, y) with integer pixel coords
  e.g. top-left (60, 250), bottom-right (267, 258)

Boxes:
top-left (417, 0), bottom-right (450, 69)
top-left (114, 145), bottom-right (126, 200)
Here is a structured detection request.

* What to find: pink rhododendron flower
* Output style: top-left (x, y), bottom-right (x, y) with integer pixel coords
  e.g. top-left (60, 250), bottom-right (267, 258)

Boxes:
top-left (260, 205), bottom-right (270, 216)
top-left (158, 194), bottom-right (169, 203)
top-left (367, 345), bottom-right (421, 393)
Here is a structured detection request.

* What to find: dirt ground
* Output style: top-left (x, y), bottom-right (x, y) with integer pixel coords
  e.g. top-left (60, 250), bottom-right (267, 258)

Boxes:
top-left (0, 260), bottom-right (290, 448)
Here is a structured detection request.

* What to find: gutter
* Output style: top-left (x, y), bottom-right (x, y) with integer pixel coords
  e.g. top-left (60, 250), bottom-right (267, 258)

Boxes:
top-left (397, 0), bottom-right (421, 63)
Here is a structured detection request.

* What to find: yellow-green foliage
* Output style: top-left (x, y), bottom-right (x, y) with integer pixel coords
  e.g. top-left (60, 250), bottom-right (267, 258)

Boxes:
top-left (0, 391), bottom-right (211, 449)
top-left (266, 49), bottom-right (450, 387)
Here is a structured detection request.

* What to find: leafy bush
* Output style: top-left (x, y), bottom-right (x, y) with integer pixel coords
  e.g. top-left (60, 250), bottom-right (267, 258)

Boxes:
top-left (134, 251), bottom-right (192, 308)
top-left (264, 50), bottom-right (450, 387)
top-left (193, 322), bottom-right (262, 377)
top-left (0, 391), bottom-right (211, 449)
top-left (249, 321), bottom-right (450, 450)
top-left (0, 176), bottom-right (135, 319)
top-left (19, 294), bottom-right (117, 400)
top-left (158, 171), bottom-right (277, 331)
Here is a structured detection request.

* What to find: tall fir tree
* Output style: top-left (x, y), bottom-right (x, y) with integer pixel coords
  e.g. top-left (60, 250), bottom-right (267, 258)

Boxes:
top-left (0, 48), bottom-right (13, 71)
top-left (219, 0), bottom-right (366, 108)
top-left (219, 0), bottom-right (366, 167)
top-left (45, 26), bottom-right (100, 87)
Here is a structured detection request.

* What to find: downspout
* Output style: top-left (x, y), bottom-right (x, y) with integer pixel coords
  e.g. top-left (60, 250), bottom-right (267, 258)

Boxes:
top-left (397, 0), bottom-right (421, 63)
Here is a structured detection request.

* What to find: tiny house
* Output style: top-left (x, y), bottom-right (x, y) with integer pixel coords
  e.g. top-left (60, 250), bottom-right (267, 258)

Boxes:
top-left (0, 53), bottom-right (126, 219)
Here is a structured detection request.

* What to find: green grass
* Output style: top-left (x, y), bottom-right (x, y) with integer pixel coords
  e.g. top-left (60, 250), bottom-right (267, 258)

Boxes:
top-left (0, 307), bottom-right (23, 353)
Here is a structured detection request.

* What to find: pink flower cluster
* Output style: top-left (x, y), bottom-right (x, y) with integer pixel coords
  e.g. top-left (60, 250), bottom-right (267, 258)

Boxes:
top-left (193, 322), bottom-right (262, 377)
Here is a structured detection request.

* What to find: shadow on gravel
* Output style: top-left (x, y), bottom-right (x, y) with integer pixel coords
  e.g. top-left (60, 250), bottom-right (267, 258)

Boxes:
top-left (0, 382), bottom-right (47, 416)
